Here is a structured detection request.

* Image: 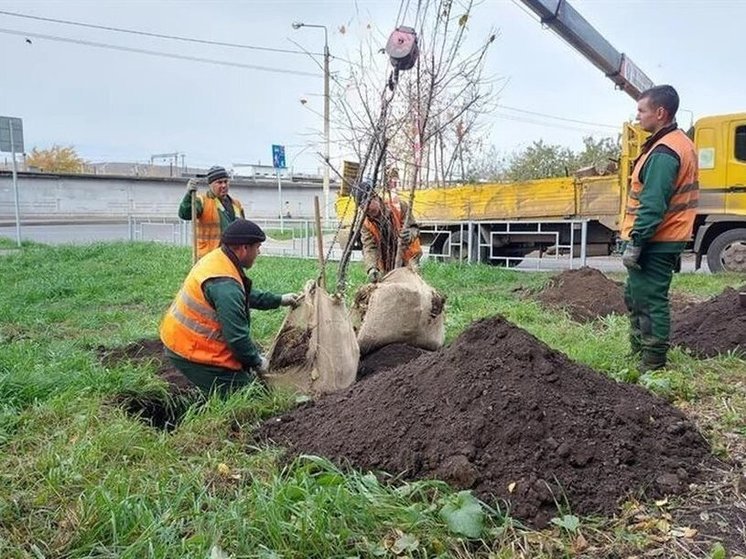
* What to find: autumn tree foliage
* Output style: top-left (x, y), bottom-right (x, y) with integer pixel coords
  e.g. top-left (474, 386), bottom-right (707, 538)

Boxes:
top-left (26, 145), bottom-right (86, 173)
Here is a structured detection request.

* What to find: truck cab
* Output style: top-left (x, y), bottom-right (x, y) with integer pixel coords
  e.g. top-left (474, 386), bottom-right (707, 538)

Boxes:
top-left (692, 113), bottom-right (746, 271)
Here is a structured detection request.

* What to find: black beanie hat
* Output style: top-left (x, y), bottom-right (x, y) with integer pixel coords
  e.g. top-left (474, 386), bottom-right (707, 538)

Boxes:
top-left (221, 218), bottom-right (266, 246)
top-left (207, 165), bottom-right (229, 185)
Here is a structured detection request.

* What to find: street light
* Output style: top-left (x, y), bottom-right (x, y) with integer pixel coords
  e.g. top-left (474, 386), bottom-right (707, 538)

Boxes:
top-left (292, 21), bottom-right (330, 225)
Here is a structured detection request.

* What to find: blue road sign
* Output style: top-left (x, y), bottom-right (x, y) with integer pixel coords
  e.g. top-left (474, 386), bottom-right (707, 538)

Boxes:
top-left (272, 144), bottom-right (286, 169)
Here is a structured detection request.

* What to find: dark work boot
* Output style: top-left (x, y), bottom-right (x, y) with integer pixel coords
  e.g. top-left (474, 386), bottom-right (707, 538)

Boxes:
top-left (639, 351), bottom-right (667, 373)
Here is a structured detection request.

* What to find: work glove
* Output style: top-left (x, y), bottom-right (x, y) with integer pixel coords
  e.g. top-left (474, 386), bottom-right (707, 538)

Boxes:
top-left (255, 354), bottom-right (269, 375)
top-left (280, 293), bottom-right (301, 308)
top-left (367, 267), bottom-right (381, 283)
top-left (186, 178), bottom-right (199, 193)
top-left (399, 226), bottom-right (419, 244)
top-left (622, 244), bottom-right (642, 271)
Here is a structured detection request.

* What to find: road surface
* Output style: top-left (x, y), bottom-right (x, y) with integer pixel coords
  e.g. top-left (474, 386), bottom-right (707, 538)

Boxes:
top-left (0, 221), bottom-right (709, 273)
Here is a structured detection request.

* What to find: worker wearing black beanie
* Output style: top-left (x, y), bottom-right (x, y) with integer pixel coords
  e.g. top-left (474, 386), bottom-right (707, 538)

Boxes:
top-left (178, 164), bottom-right (245, 259)
top-left (160, 217), bottom-right (301, 397)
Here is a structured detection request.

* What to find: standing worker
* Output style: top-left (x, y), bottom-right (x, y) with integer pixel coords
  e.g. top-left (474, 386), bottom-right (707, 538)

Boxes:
top-left (160, 219), bottom-right (299, 397)
top-left (621, 84), bottom-right (699, 372)
top-left (360, 189), bottom-right (422, 283)
top-left (179, 165), bottom-right (245, 260)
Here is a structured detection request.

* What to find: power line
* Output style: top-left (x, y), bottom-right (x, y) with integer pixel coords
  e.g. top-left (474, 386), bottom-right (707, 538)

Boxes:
top-left (0, 9), bottom-right (323, 57)
top-left (0, 27), bottom-right (321, 77)
top-left (0, 9), bottom-right (353, 65)
top-left (497, 104), bottom-right (619, 129)
top-left (492, 112), bottom-right (618, 134)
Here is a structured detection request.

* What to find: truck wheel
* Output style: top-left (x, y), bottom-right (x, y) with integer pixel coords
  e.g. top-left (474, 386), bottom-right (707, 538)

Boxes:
top-left (446, 231), bottom-right (469, 262)
top-left (429, 233), bottom-right (451, 262)
top-left (706, 228), bottom-right (746, 273)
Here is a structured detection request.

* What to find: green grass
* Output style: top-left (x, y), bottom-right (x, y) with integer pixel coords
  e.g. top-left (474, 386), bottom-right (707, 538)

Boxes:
top-left (0, 242), bottom-right (743, 558)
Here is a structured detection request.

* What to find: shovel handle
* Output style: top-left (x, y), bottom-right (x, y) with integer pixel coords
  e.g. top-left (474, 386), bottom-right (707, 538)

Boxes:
top-left (314, 196), bottom-right (326, 288)
top-left (191, 189), bottom-right (198, 265)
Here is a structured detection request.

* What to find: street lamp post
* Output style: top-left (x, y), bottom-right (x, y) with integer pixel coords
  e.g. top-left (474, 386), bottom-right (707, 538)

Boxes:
top-left (292, 21), bottom-right (330, 226)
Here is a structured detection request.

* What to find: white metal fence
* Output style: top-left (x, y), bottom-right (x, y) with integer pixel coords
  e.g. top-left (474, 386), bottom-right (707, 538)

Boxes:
top-left (129, 216), bottom-right (353, 261)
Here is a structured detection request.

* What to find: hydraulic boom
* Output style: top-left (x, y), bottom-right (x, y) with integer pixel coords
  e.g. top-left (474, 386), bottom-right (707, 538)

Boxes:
top-left (518, 0), bottom-right (654, 100)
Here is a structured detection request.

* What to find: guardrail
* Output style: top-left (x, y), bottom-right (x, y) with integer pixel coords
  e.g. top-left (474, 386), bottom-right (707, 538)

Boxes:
top-left (129, 216), bottom-right (354, 262)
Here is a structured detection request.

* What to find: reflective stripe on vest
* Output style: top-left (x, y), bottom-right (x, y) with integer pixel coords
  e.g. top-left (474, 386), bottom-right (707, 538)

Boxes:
top-left (363, 200), bottom-right (422, 271)
top-left (621, 129), bottom-right (699, 242)
top-left (159, 249), bottom-right (245, 370)
top-left (196, 195), bottom-right (244, 259)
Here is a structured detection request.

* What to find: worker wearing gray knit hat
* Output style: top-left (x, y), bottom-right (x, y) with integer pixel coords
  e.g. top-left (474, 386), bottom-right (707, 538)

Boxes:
top-left (178, 165), bottom-right (245, 259)
top-left (161, 218), bottom-right (301, 397)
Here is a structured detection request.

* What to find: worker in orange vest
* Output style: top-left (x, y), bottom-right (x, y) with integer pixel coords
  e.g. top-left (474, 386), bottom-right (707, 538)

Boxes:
top-left (160, 219), bottom-right (299, 396)
top-left (179, 165), bottom-right (245, 259)
top-left (360, 190), bottom-right (422, 283)
top-left (620, 85), bottom-right (699, 372)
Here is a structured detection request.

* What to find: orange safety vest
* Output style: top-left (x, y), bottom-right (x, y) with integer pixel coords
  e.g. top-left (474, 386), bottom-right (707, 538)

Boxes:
top-left (160, 248), bottom-right (245, 370)
top-left (363, 199), bottom-right (422, 271)
top-left (196, 194), bottom-right (244, 259)
top-left (621, 128), bottom-right (699, 242)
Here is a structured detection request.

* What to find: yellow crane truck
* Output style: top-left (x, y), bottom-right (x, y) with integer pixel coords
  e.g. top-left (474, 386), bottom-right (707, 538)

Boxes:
top-left (336, 0), bottom-right (746, 273)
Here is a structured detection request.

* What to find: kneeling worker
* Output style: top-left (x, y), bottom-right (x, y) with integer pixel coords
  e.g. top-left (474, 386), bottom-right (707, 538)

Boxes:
top-left (160, 218), bottom-right (299, 397)
top-left (361, 191), bottom-right (422, 283)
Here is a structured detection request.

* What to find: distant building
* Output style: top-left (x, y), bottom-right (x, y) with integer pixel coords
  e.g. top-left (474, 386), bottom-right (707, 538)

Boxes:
top-left (86, 162), bottom-right (209, 178)
top-left (232, 163), bottom-right (291, 179)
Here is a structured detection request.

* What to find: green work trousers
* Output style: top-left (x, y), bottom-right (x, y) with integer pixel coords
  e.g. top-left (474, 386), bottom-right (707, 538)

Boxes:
top-left (623, 251), bottom-right (680, 370)
top-left (165, 349), bottom-right (255, 398)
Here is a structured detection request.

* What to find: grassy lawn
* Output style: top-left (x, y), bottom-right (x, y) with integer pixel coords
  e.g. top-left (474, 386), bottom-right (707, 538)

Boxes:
top-left (0, 239), bottom-right (743, 558)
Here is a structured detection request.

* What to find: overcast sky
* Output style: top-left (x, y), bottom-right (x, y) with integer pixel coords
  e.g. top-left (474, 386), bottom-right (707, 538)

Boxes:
top-left (1, 0), bottom-right (744, 174)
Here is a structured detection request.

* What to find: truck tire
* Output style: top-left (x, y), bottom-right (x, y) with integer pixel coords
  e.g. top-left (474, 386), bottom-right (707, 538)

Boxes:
top-left (706, 228), bottom-right (746, 273)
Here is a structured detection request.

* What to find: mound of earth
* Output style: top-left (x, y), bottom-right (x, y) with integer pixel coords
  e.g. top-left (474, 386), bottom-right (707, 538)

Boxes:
top-left (671, 285), bottom-right (746, 358)
top-left (98, 339), bottom-right (200, 429)
top-left (258, 315), bottom-right (715, 527)
top-left (534, 267), bottom-right (627, 322)
top-left (357, 343), bottom-right (430, 379)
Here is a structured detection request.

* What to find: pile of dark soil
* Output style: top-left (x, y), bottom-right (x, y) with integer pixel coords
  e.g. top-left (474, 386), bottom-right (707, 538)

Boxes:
top-left (258, 315), bottom-right (715, 527)
top-left (357, 343), bottom-right (430, 379)
top-left (98, 339), bottom-right (200, 429)
top-left (671, 286), bottom-right (746, 358)
top-left (534, 267), bottom-right (627, 322)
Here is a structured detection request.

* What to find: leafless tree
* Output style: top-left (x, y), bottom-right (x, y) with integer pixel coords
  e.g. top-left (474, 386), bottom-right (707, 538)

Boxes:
top-left (331, 0), bottom-right (502, 190)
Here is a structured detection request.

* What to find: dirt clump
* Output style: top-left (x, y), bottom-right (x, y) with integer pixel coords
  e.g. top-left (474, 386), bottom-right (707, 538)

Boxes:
top-left (535, 267), bottom-right (627, 322)
top-left (430, 292), bottom-right (446, 318)
top-left (257, 315), bottom-right (715, 527)
top-left (98, 339), bottom-right (201, 429)
top-left (671, 285), bottom-right (746, 358)
top-left (269, 326), bottom-right (312, 369)
top-left (357, 343), bottom-right (430, 379)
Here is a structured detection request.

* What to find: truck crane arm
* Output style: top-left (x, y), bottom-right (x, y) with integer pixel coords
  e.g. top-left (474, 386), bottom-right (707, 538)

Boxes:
top-left (518, 0), bottom-right (654, 100)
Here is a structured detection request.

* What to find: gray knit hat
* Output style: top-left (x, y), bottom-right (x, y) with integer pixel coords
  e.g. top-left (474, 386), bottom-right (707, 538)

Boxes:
top-left (221, 219), bottom-right (266, 246)
top-left (207, 165), bottom-right (229, 185)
